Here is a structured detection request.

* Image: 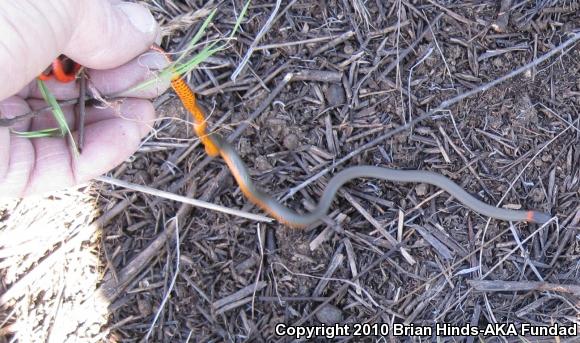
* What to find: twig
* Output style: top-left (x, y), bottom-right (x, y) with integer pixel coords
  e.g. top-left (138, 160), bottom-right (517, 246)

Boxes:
top-left (425, 0), bottom-right (477, 26)
top-left (0, 99), bottom-right (78, 127)
top-left (96, 175), bottom-right (273, 223)
top-left (310, 31), bottom-right (355, 56)
top-left (212, 281), bottom-right (267, 310)
top-left (230, 0), bottom-right (282, 81)
top-left (78, 69), bottom-right (87, 152)
top-left (292, 70), bottom-right (342, 83)
top-left (492, 0), bottom-right (513, 32)
top-left (143, 217), bottom-right (181, 342)
top-left (255, 35), bottom-right (343, 51)
top-left (281, 31), bottom-right (580, 201)
top-left (468, 280), bottom-right (580, 296)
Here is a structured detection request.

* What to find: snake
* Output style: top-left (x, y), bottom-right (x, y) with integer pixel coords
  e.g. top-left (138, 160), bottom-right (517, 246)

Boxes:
top-left (38, 55), bottom-right (82, 83)
top-left (41, 47), bottom-right (552, 228)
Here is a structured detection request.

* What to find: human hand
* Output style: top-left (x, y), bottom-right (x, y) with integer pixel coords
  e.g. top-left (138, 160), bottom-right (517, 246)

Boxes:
top-left (0, 0), bottom-right (170, 197)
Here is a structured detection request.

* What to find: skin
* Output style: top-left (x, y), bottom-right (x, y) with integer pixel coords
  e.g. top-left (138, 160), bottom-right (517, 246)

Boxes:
top-left (0, 0), bottom-right (170, 196)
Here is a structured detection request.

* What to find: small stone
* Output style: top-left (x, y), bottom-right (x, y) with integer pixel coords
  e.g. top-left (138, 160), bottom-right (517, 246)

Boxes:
top-left (137, 297), bottom-right (152, 317)
top-left (133, 170), bottom-right (151, 184)
top-left (515, 94), bottom-right (538, 123)
top-left (283, 133), bottom-right (299, 151)
top-left (266, 118), bottom-right (286, 139)
top-left (255, 156), bottom-right (272, 171)
top-left (415, 183), bottom-right (428, 196)
top-left (325, 84), bottom-right (345, 107)
top-left (343, 42), bottom-right (354, 55)
top-left (315, 304), bottom-right (343, 325)
top-left (239, 138), bottom-right (252, 156)
top-left (530, 188), bottom-right (544, 202)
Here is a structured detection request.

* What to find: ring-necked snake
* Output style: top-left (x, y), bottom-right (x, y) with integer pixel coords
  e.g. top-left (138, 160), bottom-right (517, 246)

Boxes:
top-left (40, 47), bottom-right (552, 228)
top-left (38, 55), bottom-right (82, 83)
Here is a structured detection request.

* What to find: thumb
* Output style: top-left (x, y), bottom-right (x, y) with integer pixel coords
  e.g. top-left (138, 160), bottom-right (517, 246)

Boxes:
top-left (0, 0), bottom-right (158, 100)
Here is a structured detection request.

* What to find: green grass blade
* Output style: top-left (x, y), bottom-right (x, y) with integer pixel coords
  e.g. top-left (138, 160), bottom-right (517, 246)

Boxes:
top-left (11, 127), bottom-right (61, 138)
top-left (173, 8), bottom-right (218, 65)
top-left (37, 79), bottom-right (79, 158)
top-left (230, 0), bottom-right (251, 38)
top-left (37, 80), bottom-right (67, 135)
top-left (173, 41), bottom-right (221, 76)
top-left (121, 1), bottom-right (250, 95)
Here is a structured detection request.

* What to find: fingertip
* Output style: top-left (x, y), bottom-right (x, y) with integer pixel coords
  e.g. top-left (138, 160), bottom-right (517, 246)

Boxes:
top-left (23, 137), bottom-right (75, 195)
top-left (26, 50), bottom-right (170, 100)
top-left (65, 1), bottom-right (159, 69)
top-left (115, 2), bottom-right (157, 36)
top-left (28, 78), bottom-right (80, 101)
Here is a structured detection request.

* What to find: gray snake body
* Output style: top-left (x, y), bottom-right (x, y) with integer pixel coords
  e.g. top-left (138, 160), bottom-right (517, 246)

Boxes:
top-left (213, 134), bottom-right (551, 228)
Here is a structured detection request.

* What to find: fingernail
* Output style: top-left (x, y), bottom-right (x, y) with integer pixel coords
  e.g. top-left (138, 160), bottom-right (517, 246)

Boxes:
top-left (137, 50), bottom-right (169, 71)
top-left (116, 2), bottom-right (157, 35)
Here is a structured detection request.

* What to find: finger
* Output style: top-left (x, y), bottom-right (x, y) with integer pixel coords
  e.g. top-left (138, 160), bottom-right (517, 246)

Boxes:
top-left (0, 96), bottom-right (33, 132)
top-left (79, 99), bottom-right (158, 132)
top-left (0, 129), bottom-right (8, 181)
top-left (14, 134), bottom-right (76, 196)
top-left (72, 103), bottom-right (155, 183)
top-left (0, 0), bottom-right (158, 100)
top-left (24, 49), bottom-right (170, 100)
top-left (87, 50), bottom-right (171, 98)
top-left (0, 136), bottom-right (35, 197)
top-left (65, 1), bottom-right (158, 68)
top-left (26, 97), bottom-right (158, 134)
top-left (0, 99), bottom-right (156, 197)
top-left (0, 95), bottom-right (35, 197)
top-left (26, 99), bottom-right (76, 131)
top-left (0, 96), bottom-right (31, 180)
